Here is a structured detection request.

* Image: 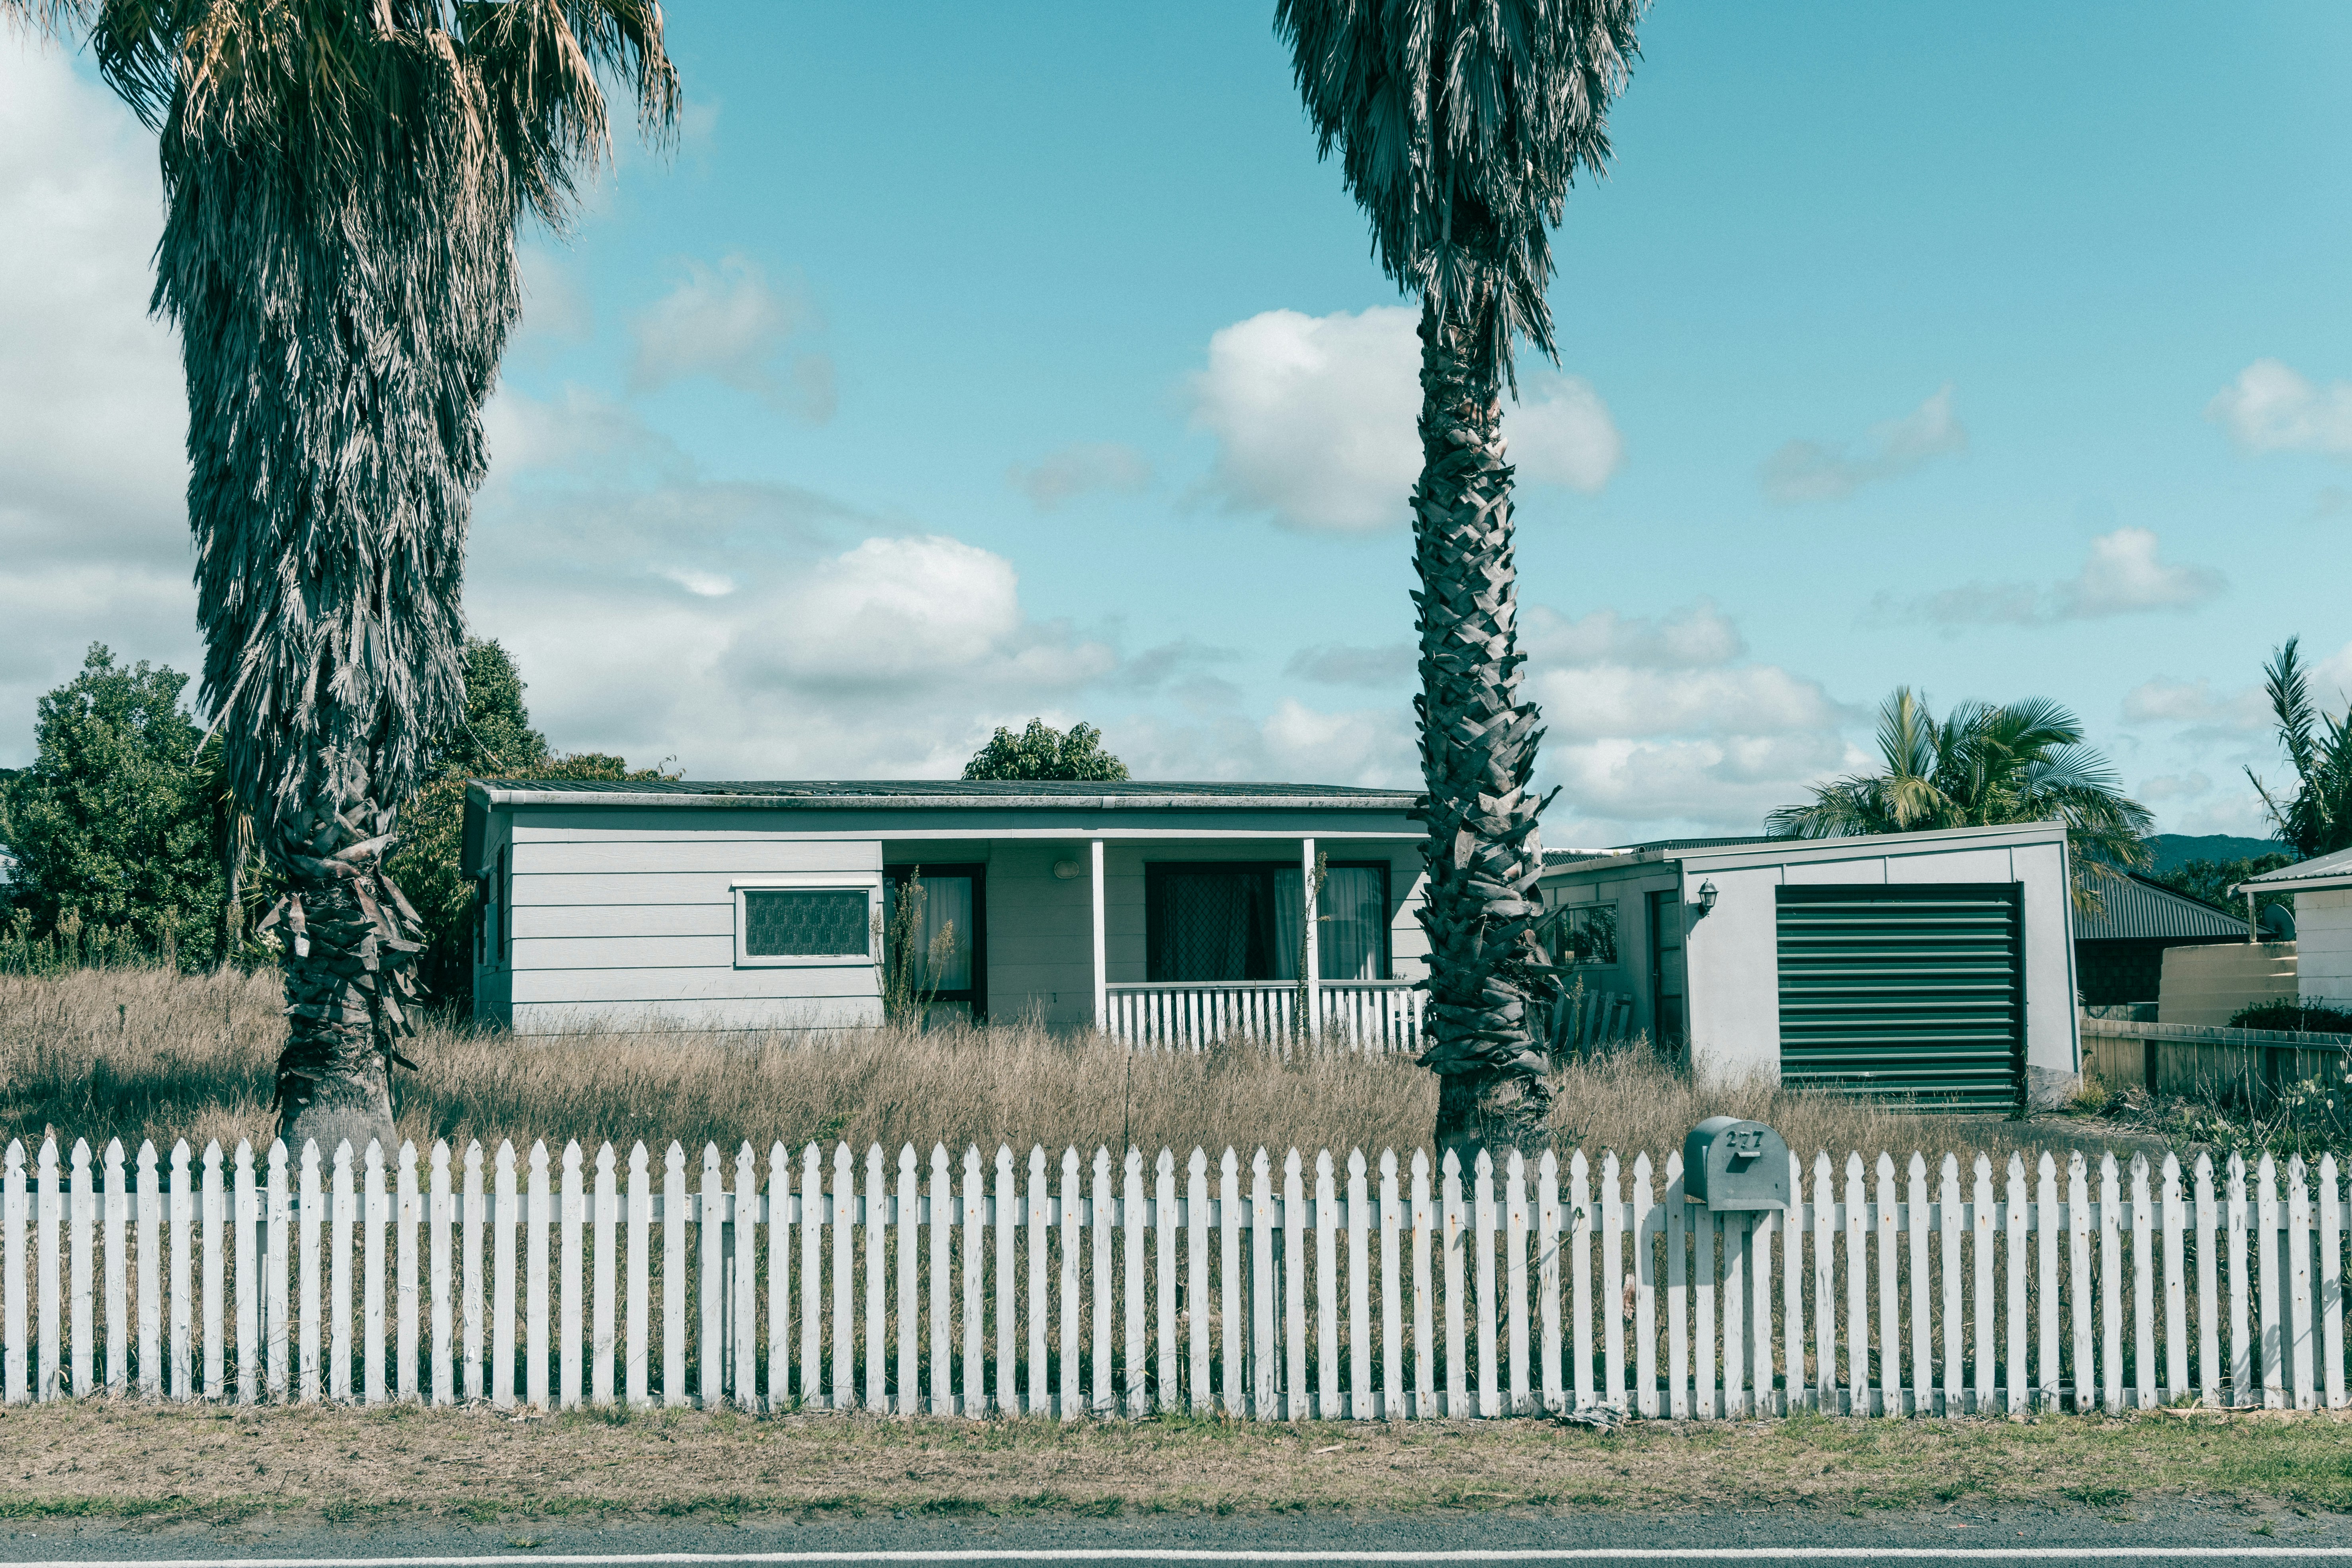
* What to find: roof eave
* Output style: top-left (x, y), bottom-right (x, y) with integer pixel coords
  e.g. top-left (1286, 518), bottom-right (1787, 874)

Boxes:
top-left (464, 781), bottom-right (1423, 813)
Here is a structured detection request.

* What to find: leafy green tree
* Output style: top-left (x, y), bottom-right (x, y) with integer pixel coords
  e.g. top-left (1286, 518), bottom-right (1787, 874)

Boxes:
top-left (1274, 0), bottom-right (1645, 1160)
top-left (962, 720), bottom-right (1129, 782)
top-left (1767, 687), bottom-right (2154, 912)
top-left (6, 646), bottom-right (224, 967)
top-left (2248, 637), bottom-right (2352, 859)
top-left (11, 0), bottom-right (678, 1158)
top-left (2155, 854), bottom-right (2298, 933)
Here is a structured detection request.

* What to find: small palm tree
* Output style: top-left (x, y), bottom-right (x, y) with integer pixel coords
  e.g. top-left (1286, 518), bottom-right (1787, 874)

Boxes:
top-left (1276, 0), bottom-right (1646, 1160)
top-left (2247, 637), bottom-right (2352, 859)
top-left (11, 0), bottom-right (678, 1157)
top-left (1766, 688), bottom-right (2154, 912)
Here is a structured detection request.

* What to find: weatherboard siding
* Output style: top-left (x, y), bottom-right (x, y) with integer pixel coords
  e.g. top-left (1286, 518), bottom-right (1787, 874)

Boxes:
top-left (496, 825), bottom-right (883, 1033)
top-left (2298, 888), bottom-right (2352, 1002)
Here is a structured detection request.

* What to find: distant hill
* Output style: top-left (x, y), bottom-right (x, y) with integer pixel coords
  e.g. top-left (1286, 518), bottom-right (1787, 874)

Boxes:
top-left (2148, 833), bottom-right (2292, 874)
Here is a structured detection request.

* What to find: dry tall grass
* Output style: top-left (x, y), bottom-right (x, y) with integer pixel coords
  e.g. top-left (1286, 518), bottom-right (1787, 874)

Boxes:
top-left (3, 967), bottom-right (2110, 1166)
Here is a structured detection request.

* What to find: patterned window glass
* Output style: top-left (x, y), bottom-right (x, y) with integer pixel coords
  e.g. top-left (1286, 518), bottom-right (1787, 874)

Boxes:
top-left (743, 889), bottom-right (871, 958)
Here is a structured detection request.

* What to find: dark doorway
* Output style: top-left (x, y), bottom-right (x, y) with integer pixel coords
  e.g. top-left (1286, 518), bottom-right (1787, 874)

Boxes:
top-left (1648, 889), bottom-right (1686, 1058)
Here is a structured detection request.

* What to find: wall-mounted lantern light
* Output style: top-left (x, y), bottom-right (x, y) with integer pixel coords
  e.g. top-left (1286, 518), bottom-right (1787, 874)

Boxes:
top-left (1052, 858), bottom-right (1085, 880)
top-left (1698, 879), bottom-right (1719, 915)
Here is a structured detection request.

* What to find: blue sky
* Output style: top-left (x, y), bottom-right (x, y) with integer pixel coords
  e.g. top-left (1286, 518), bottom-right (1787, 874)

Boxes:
top-left (3, 1), bottom-right (2349, 846)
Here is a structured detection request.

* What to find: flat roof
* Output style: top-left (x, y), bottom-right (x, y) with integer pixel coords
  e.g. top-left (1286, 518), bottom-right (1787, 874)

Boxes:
top-left (466, 778), bottom-right (1424, 812)
top-left (1538, 820), bottom-right (2069, 877)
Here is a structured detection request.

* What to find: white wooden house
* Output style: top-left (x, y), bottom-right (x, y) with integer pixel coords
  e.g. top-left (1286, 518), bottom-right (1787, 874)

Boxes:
top-left (461, 779), bottom-right (1430, 1046)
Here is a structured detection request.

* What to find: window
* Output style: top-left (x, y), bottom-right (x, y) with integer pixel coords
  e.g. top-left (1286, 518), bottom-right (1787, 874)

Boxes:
top-left (1317, 863), bottom-right (1391, 982)
top-left (1144, 861), bottom-right (1390, 983)
top-left (1538, 901), bottom-right (1619, 966)
top-left (745, 891), bottom-right (869, 957)
top-left (733, 874), bottom-right (882, 967)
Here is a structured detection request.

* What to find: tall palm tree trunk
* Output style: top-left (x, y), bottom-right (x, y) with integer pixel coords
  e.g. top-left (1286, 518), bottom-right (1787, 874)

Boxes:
top-left (1411, 294), bottom-right (1551, 1162)
top-left (273, 822), bottom-right (427, 1160)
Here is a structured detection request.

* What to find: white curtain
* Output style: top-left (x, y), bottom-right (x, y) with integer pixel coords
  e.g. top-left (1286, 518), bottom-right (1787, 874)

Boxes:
top-left (885, 874), bottom-right (973, 991)
top-left (1270, 868), bottom-right (1304, 982)
top-left (1317, 866), bottom-right (1386, 980)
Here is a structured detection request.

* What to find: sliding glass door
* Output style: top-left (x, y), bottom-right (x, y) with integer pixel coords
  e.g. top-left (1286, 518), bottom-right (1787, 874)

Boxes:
top-left (1144, 861), bottom-right (1391, 983)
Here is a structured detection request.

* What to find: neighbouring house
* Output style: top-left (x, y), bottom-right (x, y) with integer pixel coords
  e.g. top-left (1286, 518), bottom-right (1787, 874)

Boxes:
top-left (2235, 846), bottom-right (2352, 1005)
top-left (461, 778), bottom-right (1430, 1045)
top-left (1537, 822), bottom-right (2079, 1107)
top-left (2074, 872), bottom-right (2262, 1008)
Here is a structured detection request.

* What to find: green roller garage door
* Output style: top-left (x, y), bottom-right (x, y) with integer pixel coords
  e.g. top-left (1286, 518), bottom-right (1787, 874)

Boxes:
top-left (1776, 884), bottom-right (2024, 1107)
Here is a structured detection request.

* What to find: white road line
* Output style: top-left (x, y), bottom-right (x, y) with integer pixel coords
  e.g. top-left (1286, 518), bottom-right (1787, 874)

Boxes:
top-left (18, 1551), bottom-right (2352, 1566)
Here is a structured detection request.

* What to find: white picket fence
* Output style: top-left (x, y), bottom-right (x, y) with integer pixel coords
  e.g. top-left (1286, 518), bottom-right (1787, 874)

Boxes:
top-left (2, 1133), bottom-right (2345, 1416)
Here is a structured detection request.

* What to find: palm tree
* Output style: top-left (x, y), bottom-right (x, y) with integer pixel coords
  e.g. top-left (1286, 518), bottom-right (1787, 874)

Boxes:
top-left (1275, 0), bottom-right (1646, 1161)
top-left (1767, 688), bottom-right (2154, 912)
top-left (2247, 636), bottom-right (2352, 859)
top-left (11, 0), bottom-right (678, 1157)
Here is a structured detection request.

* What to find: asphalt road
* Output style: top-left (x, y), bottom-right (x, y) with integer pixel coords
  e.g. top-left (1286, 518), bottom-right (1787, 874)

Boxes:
top-left (7, 1505), bottom-right (2352, 1567)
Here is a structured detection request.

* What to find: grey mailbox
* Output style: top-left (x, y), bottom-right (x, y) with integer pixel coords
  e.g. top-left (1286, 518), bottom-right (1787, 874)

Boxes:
top-left (1682, 1117), bottom-right (1790, 1212)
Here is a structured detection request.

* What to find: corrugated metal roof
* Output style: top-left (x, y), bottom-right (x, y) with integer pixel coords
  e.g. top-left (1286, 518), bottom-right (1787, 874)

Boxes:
top-left (2075, 873), bottom-right (2247, 942)
top-left (2240, 845), bottom-right (2350, 888)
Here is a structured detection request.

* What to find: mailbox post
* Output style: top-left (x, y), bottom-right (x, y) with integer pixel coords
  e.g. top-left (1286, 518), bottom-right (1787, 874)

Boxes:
top-left (1683, 1116), bottom-right (1790, 1212)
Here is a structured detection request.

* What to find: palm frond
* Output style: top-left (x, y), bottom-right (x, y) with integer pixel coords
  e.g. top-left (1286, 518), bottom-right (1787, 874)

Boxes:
top-left (1275, 0), bottom-right (1647, 381)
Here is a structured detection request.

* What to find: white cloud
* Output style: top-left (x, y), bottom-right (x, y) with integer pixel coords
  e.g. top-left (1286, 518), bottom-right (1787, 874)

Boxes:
top-left (1519, 600), bottom-right (1860, 844)
top-left (1186, 306), bottom-right (1622, 533)
top-left (627, 253), bottom-right (833, 420)
top-left (1113, 703), bottom-right (1416, 790)
top-left (1509, 374), bottom-right (1624, 493)
top-left (1887, 527), bottom-right (2224, 628)
top-left (1521, 601), bottom-right (1746, 672)
top-left (2138, 771), bottom-right (2213, 805)
top-left (2206, 359), bottom-right (2352, 456)
top-left (2121, 676), bottom-right (2269, 734)
top-left (2068, 527), bottom-right (2226, 615)
top-left (469, 390), bottom-right (1124, 775)
top-left (1761, 385), bottom-right (1967, 504)
top-left (1008, 442), bottom-right (1153, 510)
top-left (1285, 642), bottom-right (1414, 687)
top-left (0, 40), bottom-right (200, 761)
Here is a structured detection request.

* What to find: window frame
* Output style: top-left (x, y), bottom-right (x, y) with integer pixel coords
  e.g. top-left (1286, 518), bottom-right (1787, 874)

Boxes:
top-left (732, 872), bottom-right (885, 969)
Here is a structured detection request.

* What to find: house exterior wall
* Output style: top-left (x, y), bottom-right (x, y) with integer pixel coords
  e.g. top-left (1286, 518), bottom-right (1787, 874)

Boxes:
top-left (2295, 888), bottom-right (2352, 1002)
top-left (471, 798), bottom-right (1424, 1032)
top-left (1538, 825), bottom-right (2078, 1099)
top-left (479, 810), bottom-right (886, 1032)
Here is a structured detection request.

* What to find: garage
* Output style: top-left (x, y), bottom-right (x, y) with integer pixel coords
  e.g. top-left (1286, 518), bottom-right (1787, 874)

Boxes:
top-left (1538, 820), bottom-right (2077, 1107)
top-left (1775, 884), bottom-right (2025, 1106)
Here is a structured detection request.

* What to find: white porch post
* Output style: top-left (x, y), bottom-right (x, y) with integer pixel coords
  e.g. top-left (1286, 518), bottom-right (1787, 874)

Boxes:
top-left (1090, 838), bottom-right (1108, 1034)
top-left (1302, 836), bottom-right (1320, 1035)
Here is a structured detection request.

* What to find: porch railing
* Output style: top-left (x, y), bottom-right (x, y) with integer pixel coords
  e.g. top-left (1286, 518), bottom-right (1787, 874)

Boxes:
top-left (1104, 980), bottom-right (1426, 1052)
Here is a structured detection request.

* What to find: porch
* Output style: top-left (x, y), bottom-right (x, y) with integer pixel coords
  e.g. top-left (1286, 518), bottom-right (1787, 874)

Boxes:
top-left (1103, 977), bottom-right (1428, 1051)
